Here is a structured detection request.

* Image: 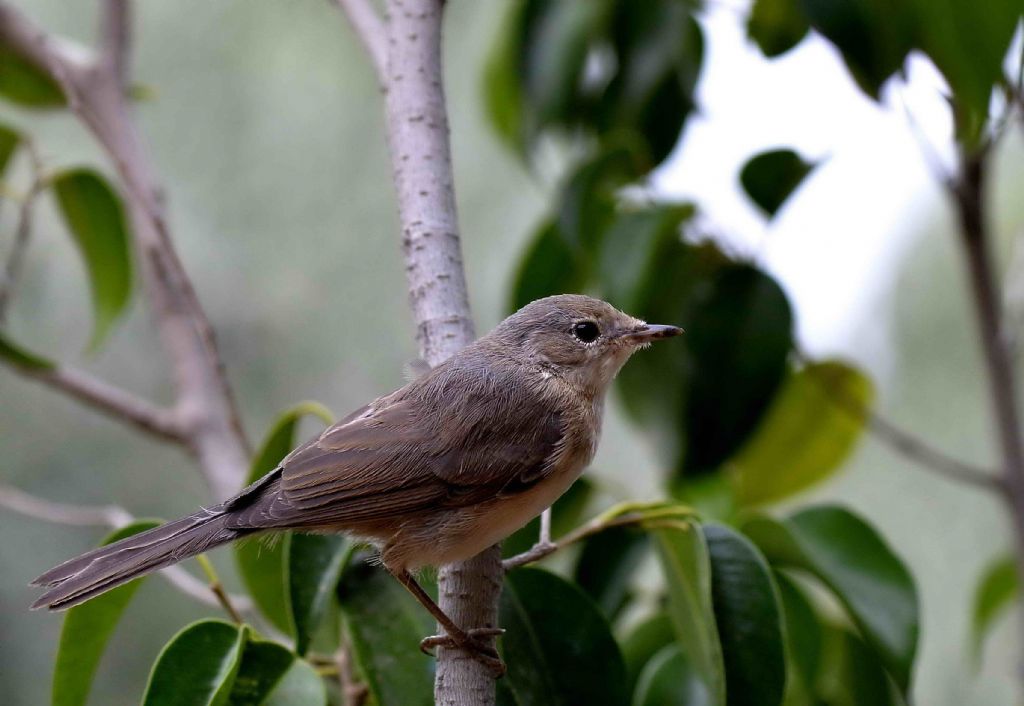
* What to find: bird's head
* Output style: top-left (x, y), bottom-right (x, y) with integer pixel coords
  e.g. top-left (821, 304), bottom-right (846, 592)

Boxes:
top-left (488, 294), bottom-right (683, 396)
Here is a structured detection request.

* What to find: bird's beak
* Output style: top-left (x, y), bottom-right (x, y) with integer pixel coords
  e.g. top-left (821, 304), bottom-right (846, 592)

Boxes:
top-left (619, 323), bottom-right (684, 344)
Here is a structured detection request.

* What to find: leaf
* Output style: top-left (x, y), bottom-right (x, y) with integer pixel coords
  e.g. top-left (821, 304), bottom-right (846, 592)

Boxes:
top-left (774, 571), bottom-right (823, 701)
top-left (632, 644), bottom-right (713, 706)
top-left (261, 658), bottom-right (327, 706)
top-left (742, 505), bottom-right (919, 693)
top-left (702, 524), bottom-right (785, 706)
top-left (739, 149), bottom-right (816, 218)
top-left (337, 561), bottom-right (434, 706)
top-left (971, 554), bottom-right (1018, 660)
top-left (286, 533), bottom-right (352, 655)
top-left (599, 0), bottom-right (705, 166)
top-left (52, 520), bottom-right (161, 706)
top-left (732, 360), bottom-right (873, 506)
top-left (0, 44), bottom-right (65, 107)
top-left (573, 526), bottom-right (649, 620)
top-left (620, 612), bottom-right (675, 696)
top-left (141, 620), bottom-right (246, 706)
top-left (503, 476), bottom-right (594, 558)
top-left (234, 402), bottom-right (333, 634)
top-left (509, 220), bottom-right (588, 311)
top-left (0, 123), bottom-right (20, 177)
top-left (483, 0), bottom-right (528, 153)
top-left (0, 329), bottom-right (55, 370)
top-left (225, 639), bottom-right (294, 706)
top-left (747, 0), bottom-right (810, 57)
top-left (500, 567), bottom-right (629, 706)
top-left (653, 525), bottom-right (725, 705)
top-left (51, 169), bottom-right (133, 351)
top-left (681, 264), bottom-right (793, 476)
top-left (816, 624), bottom-right (905, 706)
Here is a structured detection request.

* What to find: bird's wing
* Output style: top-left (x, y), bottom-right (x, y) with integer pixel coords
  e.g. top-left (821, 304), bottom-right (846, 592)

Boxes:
top-left (232, 378), bottom-right (565, 529)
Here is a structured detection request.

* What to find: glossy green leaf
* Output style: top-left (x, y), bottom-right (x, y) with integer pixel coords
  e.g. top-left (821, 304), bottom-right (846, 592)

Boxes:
top-left (732, 360), bottom-right (873, 506)
top-left (742, 505), bottom-right (919, 693)
top-left (682, 264), bottom-right (793, 476)
top-left (51, 169), bottom-right (133, 351)
top-left (702, 524), bottom-right (785, 706)
top-left (573, 526), bottom-right (649, 620)
top-left (52, 520), bottom-right (161, 706)
top-left (0, 44), bottom-right (65, 107)
top-left (286, 533), bottom-right (351, 655)
top-left (337, 561), bottom-right (433, 706)
top-left (621, 612), bottom-right (675, 696)
top-left (971, 554), bottom-right (1018, 660)
top-left (798, 0), bottom-right (915, 99)
top-left (816, 624), bottom-right (905, 706)
top-left (0, 330), bottom-right (55, 370)
top-left (225, 639), bottom-right (294, 705)
top-left (503, 476), bottom-right (594, 557)
top-left (0, 123), bottom-right (19, 176)
top-left (653, 525), bottom-right (725, 705)
top-left (234, 402), bottom-right (333, 634)
top-left (739, 149), bottom-right (816, 218)
top-left (501, 567), bottom-right (629, 706)
top-left (141, 620), bottom-right (246, 706)
top-left (774, 572), bottom-right (822, 703)
top-left (599, 0), bottom-right (704, 166)
top-left (632, 644), bottom-right (712, 706)
top-left (747, 0), bottom-right (810, 57)
top-left (261, 658), bottom-right (327, 706)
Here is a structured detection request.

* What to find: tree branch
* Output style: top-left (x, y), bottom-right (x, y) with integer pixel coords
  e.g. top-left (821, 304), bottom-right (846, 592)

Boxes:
top-left (0, 482), bottom-right (252, 613)
top-left (333, 0), bottom-right (387, 82)
top-left (0, 1), bottom-right (250, 500)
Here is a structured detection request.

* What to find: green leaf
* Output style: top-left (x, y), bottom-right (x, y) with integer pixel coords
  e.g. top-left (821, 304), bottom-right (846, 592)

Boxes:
top-left (337, 562), bottom-right (434, 706)
top-left (0, 44), bottom-right (65, 107)
top-left (0, 329), bottom-right (55, 370)
top-left (141, 620), bottom-right (246, 706)
top-left (620, 612), bottom-right (675, 696)
top-left (747, 0), bottom-right (810, 57)
top-left (483, 0), bottom-right (528, 153)
top-left (51, 169), bottom-right (133, 351)
top-left (501, 567), bottom-right (629, 706)
top-left (816, 624), bottom-right (905, 706)
top-left (234, 402), bottom-right (333, 634)
top-left (632, 644), bottom-right (713, 706)
top-left (653, 525), bottom-right (725, 705)
top-left (52, 520), bottom-right (161, 706)
top-left (510, 220), bottom-right (588, 311)
top-left (286, 533), bottom-right (352, 655)
top-left (599, 0), bottom-right (704, 167)
top-left (739, 149), bottom-right (816, 219)
top-left (702, 524), bottom-right (785, 706)
top-left (774, 572), bottom-right (823, 702)
top-left (573, 526), bottom-right (649, 620)
top-left (742, 505), bottom-right (919, 693)
top-left (225, 637), bottom-right (326, 706)
top-left (503, 476), bottom-right (594, 557)
top-left (971, 554), bottom-right (1018, 660)
top-left (0, 123), bottom-right (20, 177)
top-left (681, 264), bottom-right (793, 476)
top-left (261, 658), bottom-right (327, 706)
top-left (732, 360), bottom-right (873, 506)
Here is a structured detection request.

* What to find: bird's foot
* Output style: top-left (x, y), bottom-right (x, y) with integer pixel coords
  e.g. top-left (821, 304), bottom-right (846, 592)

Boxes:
top-left (420, 627), bottom-right (507, 677)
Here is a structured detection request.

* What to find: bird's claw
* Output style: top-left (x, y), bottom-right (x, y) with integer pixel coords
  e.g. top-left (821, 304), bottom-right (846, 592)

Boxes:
top-left (420, 628), bottom-right (507, 677)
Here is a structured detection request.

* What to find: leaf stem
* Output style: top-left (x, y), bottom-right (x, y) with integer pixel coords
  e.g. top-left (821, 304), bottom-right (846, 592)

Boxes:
top-left (194, 554), bottom-right (244, 624)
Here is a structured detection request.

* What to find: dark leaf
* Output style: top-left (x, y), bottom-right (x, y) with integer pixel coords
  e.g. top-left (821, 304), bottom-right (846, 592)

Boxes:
top-left (500, 567), bottom-right (629, 706)
top-left (260, 659), bottom-right (326, 706)
top-left (816, 624), bottom-right (905, 706)
top-left (703, 524), bottom-right (785, 706)
top-left (774, 571), bottom-right (823, 701)
top-left (510, 220), bottom-right (588, 311)
top-left (0, 44), bottom-right (65, 107)
top-left (52, 520), bottom-right (161, 706)
top-left (226, 639), bottom-right (294, 706)
top-left (748, 0), bottom-right (810, 57)
top-left (742, 505), bottom-right (919, 693)
top-left (632, 644), bottom-right (713, 706)
top-left (286, 533), bottom-right (352, 655)
top-left (573, 526), bottom-right (649, 620)
top-left (620, 611), bottom-right (675, 695)
top-left (0, 123), bottom-right (19, 176)
top-left (971, 554), bottom-right (1018, 661)
top-left (141, 620), bottom-right (246, 706)
top-left (51, 169), bottom-right (133, 351)
top-left (0, 330), bottom-right (55, 370)
top-left (337, 561), bottom-right (434, 706)
top-left (739, 149), bottom-right (816, 218)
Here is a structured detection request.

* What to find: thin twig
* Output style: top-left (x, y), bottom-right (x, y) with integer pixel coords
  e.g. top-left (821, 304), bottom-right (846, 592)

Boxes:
top-left (0, 482), bottom-right (252, 612)
top-left (336, 635), bottom-right (369, 706)
top-left (99, 0), bottom-right (130, 87)
top-left (195, 553), bottom-right (244, 624)
top-left (333, 0), bottom-right (387, 82)
top-left (0, 142), bottom-right (45, 323)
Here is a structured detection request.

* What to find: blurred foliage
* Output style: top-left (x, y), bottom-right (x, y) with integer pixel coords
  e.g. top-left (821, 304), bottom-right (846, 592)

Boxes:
top-left (2, 0), bottom-right (1022, 702)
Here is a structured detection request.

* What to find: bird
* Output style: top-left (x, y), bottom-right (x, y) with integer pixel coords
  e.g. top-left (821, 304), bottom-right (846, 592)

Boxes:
top-left (31, 294), bottom-right (682, 674)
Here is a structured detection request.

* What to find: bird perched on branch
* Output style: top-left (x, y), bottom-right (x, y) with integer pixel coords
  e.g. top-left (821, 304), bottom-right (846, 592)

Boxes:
top-left (31, 294), bottom-right (682, 675)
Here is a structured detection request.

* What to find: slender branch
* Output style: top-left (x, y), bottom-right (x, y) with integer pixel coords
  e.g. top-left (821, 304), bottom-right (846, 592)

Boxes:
top-left (336, 635), bottom-right (369, 706)
top-left (0, 144), bottom-right (44, 323)
top-left (194, 553), bottom-right (244, 624)
top-left (0, 1), bottom-right (250, 500)
top-left (11, 363), bottom-right (187, 444)
top-left (333, 0), bottom-right (387, 82)
top-left (0, 482), bottom-right (252, 612)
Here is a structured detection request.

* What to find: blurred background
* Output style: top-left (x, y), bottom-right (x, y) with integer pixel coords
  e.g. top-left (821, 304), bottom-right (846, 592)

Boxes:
top-left (1, 0), bottom-right (1022, 704)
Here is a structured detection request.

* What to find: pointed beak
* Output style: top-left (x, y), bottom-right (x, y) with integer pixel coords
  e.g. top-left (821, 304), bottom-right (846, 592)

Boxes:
top-left (619, 323), bottom-right (684, 344)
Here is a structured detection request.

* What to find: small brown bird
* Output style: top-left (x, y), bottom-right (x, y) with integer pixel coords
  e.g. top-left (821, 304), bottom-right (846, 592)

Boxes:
top-left (31, 294), bottom-right (681, 673)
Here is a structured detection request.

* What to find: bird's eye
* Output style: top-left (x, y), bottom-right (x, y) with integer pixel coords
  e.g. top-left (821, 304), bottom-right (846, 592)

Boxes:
top-left (572, 321), bottom-right (600, 343)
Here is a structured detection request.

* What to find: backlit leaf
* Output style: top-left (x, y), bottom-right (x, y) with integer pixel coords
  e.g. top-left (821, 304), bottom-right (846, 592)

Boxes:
top-left (971, 554), bottom-right (1018, 661)
top-left (739, 149), bottom-right (816, 218)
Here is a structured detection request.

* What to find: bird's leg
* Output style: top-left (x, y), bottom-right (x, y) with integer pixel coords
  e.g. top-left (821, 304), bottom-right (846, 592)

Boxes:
top-left (387, 566), bottom-right (506, 677)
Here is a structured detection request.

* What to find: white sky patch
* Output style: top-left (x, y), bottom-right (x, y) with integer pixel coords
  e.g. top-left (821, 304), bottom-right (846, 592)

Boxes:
top-left (651, 4), bottom-right (956, 365)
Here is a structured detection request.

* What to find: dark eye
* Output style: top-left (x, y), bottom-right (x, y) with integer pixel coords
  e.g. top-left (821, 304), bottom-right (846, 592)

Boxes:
top-left (572, 321), bottom-right (600, 343)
